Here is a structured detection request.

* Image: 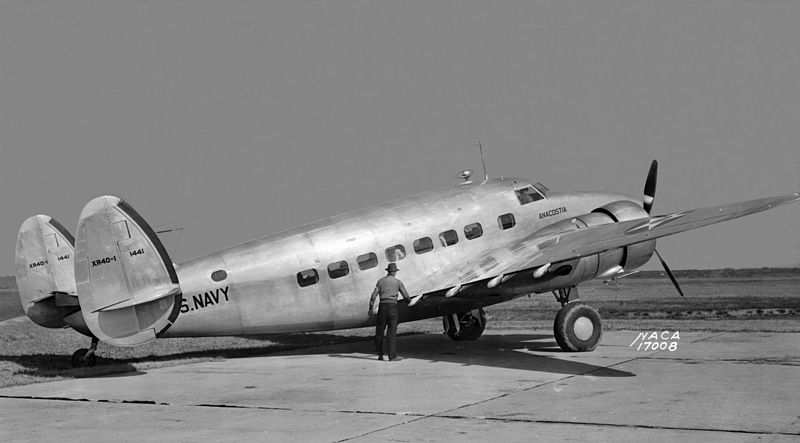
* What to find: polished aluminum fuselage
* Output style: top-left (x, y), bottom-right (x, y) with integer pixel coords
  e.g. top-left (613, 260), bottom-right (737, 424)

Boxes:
top-left (163, 178), bottom-right (636, 337)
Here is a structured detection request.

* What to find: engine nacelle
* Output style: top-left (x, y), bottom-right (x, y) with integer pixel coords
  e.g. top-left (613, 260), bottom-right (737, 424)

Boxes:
top-left (591, 200), bottom-right (656, 270)
top-left (530, 200), bottom-right (656, 291)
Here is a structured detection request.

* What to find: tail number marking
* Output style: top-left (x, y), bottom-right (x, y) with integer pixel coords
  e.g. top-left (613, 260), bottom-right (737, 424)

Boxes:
top-left (91, 256), bottom-right (117, 267)
top-left (180, 286), bottom-right (230, 313)
top-left (29, 260), bottom-right (48, 269)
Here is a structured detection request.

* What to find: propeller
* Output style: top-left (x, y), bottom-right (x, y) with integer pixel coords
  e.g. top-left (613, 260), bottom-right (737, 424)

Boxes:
top-left (643, 160), bottom-right (658, 214)
top-left (655, 249), bottom-right (684, 297)
top-left (643, 159), bottom-right (685, 296)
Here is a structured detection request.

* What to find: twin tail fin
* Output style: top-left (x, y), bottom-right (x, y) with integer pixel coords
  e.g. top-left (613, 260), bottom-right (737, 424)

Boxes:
top-left (74, 196), bottom-right (182, 346)
top-left (15, 215), bottom-right (79, 329)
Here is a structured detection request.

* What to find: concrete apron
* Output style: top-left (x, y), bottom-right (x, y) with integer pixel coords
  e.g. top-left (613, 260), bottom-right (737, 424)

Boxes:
top-left (1, 330), bottom-right (799, 442)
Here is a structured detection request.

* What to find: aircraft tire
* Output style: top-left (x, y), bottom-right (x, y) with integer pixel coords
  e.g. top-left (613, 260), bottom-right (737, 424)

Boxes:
top-left (553, 302), bottom-right (602, 352)
top-left (460, 308), bottom-right (487, 341)
top-left (71, 348), bottom-right (97, 368)
top-left (443, 308), bottom-right (487, 341)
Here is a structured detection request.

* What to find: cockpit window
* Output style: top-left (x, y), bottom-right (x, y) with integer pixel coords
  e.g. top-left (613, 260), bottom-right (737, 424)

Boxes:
top-left (515, 186), bottom-right (545, 205)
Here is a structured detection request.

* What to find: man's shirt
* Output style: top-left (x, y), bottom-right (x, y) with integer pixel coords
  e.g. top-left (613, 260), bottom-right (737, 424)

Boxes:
top-left (369, 275), bottom-right (410, 308)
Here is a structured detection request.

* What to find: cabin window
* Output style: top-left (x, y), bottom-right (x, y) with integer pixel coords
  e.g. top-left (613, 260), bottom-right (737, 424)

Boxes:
top-left (464, 222), bottom-right (483, 240)
top-left (327, 260), bottom-right (350, 279)
top-left (385, 244), bottom-right (406, 262)
top-left (297, 269), bottom-right (319, 287)
top-left (357, 252), bottom-right (378, 270)
top-left (413, 237), bottom-right (433, 254)
top-left (439, 229), bottom-right (458, 247)
top-left (211, 270), bottom-right (228, 282)
top-left (515, 186), bottom-right (544, 205)
top-left (498, 213), bottom-right (516, 230)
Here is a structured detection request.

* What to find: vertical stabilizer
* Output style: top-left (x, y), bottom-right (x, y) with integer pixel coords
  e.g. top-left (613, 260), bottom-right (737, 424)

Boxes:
top-left (15, 215), bottom-right (77, 328)
top-left (75, 196), bottom-right (181, 346)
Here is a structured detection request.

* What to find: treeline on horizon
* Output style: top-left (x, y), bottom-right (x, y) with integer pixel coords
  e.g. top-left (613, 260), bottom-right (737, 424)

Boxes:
top-left (2, 267), bottom-right (798, 290)
top-left (625, 267), bottom-right (800, 279)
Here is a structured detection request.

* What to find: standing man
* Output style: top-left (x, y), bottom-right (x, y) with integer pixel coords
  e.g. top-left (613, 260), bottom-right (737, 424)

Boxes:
top-left (368, 263), bottom-right (411, 361)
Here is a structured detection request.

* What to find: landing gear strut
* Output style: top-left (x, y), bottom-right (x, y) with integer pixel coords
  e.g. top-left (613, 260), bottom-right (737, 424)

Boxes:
top-left (552, 286), bottom-right (603, 352)
top-left (71, 337), bottom-right (99, 368)
top-left (443, 308), bottom-right (487, 341)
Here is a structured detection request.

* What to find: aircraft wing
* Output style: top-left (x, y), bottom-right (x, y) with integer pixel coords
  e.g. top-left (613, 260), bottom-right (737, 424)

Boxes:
top-left (423, 193), bottom-right (800, 296)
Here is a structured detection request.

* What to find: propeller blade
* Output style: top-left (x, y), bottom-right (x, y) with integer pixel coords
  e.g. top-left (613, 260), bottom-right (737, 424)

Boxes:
top-left (643, 160), bottom-right (658, 214)
top-left (655, 248), bottom-right (684, 297)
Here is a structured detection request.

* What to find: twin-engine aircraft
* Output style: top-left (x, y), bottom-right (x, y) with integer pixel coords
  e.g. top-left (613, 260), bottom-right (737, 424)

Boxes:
top-left (15, 160), bottom-right (800, 367)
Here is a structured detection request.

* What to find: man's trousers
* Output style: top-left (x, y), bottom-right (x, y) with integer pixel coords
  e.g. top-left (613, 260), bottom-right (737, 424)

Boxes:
top-left (375, 303), bottom-right (399, 359)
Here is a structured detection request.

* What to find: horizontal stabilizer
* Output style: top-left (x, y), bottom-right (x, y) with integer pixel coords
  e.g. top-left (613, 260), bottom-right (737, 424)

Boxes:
top-left (54, 291), bottom-right (81, 307)
top-left (75, 196), bottom-right (182, 346)
top-left (29, 292), bottom-right (57, 304)
top-left (15, 215), bottom-right (77, 328)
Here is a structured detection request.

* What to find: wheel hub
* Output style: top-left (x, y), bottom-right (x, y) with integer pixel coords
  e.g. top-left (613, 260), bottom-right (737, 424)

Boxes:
top-left (573, 316), bottom-right (594, 341)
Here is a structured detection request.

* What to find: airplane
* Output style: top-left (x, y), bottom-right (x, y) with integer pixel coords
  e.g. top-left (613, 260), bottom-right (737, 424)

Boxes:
top-left (14, 160), bottom-right (800, 367)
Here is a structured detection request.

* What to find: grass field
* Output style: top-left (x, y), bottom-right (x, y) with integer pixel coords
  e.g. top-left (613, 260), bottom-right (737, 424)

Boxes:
top-left (0, 270), bottom-right (798, 388)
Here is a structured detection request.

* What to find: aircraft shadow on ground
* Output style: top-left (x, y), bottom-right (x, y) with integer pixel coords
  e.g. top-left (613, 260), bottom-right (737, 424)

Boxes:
top-left (328, 333), bottom-right (635, 377)
top-left (0, 332), bottom-right (633, 379)
top-left (0, 333), bottom-right (370, 380)
top-left (0, 353), bottom-right (139, 380)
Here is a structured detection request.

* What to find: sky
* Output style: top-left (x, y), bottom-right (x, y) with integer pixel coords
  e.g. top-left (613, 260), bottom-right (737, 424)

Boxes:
top-left (1, 0), bottom-right (799, 278)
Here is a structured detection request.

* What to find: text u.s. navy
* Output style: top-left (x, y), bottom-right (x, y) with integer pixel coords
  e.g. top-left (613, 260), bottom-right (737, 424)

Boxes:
top-left (180, 286), bottom-right (230, 314)
top-left (13, 160), bottom-right (800, 366)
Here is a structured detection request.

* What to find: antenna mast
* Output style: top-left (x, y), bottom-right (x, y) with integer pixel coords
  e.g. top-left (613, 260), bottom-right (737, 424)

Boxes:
top-left (477, 139), bottom-right (489, 183)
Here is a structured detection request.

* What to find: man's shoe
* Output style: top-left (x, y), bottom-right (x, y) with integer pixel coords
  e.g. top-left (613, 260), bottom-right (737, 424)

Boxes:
top-left (389, 357), bottom-right (402, 362)
top-left (378, 355), bottom-right (384, 361)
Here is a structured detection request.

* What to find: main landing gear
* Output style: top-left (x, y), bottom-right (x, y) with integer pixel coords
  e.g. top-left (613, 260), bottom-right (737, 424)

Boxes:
top-left (443, 308), bottom-right (487, 341)
top-left (552, 286), bottom-right (603, 352)
top-left (71, 336), bottom-right (99, 368)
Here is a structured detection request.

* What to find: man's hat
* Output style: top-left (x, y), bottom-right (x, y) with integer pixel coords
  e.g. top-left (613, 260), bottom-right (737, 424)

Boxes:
top-left (386, 263), bottom-right (399, 273)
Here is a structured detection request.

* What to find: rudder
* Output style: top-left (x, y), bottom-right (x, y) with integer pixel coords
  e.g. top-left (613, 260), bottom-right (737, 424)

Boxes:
top-left (75, 196), bottom-right (182, 346)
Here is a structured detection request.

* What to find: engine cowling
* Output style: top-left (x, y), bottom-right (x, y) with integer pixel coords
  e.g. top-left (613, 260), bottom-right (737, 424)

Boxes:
top-left (591, 200), bottom-right (656, 270)
top-left (530, 200), bottom-right (656, 290)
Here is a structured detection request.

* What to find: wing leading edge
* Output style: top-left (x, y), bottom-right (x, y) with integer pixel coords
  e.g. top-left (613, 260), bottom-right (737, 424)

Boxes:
top-left (425, 193), bottom-right (800, 296)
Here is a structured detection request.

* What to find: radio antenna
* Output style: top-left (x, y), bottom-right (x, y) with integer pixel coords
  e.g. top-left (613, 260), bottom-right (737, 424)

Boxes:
top-left (477, 139), bottom-right (489, 183)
